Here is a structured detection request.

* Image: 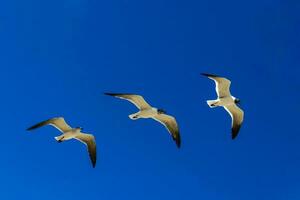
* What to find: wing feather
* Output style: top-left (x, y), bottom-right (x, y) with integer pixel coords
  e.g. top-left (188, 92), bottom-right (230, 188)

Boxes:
top-left (201, 73), bottom-right (231, 98)
top-left (105, 93), bottom-right (151, 110)
top-left (152, 114), bottom-right (181, 148)
top-left (27, 117), bottom-right (72, 133)
top-left (75, 133), bottom-right (97, 168)
top-left (224, 104), bottom-right (244, 139)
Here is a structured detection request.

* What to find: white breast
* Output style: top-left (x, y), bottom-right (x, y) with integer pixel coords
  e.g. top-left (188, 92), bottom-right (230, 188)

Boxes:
top-left (219, 96), bottom-right (235, 106)
top-left (139, 108), bottom-right (158, 118)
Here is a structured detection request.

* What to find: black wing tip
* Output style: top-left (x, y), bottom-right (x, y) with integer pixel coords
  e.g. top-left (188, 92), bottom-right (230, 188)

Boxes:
top-left (231, 125), bottom-right (241, 140)
top-left (176, 140), bottom-right (181, 148)
top-left (26, 124), bottom-right (40, 131)
top-left (26, 117), bottom-right (59, 131)
top-left (201, 73), bottom-right (219, 77)
top-left (174, 133), bottom-right (181, 148)
top-left (104, 92), bottom-right (136, 96)
top-left (89, 155), bottom-right (97, 168)
top-left (104, 92), bottom-right (133, 97)
top-left (26, 119), bottom-right (50, 131)
top-left (231, 134), bottom-right (238, 140)
top-left (26, 127), bottom-right (34, 131)
top-left (92, 162), bottom-right (96, 168)
top-left (104, 92), bottom-right (118, 96)
top-left (90, 148), bottom-right (97, 168)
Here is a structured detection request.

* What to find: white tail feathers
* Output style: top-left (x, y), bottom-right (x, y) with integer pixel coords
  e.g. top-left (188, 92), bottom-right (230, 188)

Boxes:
top-left (129, 114), bottom-right (139, 120)
top-left (54, 135), bottom-right (64, 142)
top-left (207, 100), bottom-right (219, 108)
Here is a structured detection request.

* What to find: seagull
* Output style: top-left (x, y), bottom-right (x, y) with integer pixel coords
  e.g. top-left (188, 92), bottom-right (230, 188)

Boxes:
top-left (201, 73), bottom-right (244, 139)
top-left (27, 117), bottom-right (97, 168)
top-left (105, 93), bottom-right (181, 148)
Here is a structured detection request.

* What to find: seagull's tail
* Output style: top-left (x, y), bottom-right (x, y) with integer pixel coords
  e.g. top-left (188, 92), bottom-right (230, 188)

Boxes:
top-left (207, 100), bottom-right (218, 108)
top-left (129, 113), bottom-right (139, 120)
top-left (54, 135), bottom-right (65, 142)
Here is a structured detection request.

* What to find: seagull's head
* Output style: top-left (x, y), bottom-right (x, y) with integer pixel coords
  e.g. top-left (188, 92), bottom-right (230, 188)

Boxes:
top-left (157, 109), bottom-right (166, 114)
top-left (75, 127), bottom-right (83, 131)
top-left (234, 98), bottom-right (241, 104)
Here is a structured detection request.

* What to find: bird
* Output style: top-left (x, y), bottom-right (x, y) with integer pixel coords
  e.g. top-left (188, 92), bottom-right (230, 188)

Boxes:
top-left (201, 73), bottom-right (244, 139)
top-left (27, 117), bottom-right (97, 168)
top-left (104, 93), bottom-right (181, 148)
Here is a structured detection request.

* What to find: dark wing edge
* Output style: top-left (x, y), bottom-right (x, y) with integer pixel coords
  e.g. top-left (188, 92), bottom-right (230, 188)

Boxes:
top-left (224, 105), bottom-right (244, 140)
top-left (27, 119), bottom-right (52, 131)
top-left (153, 115), bottom-right (181, 149)
top-left (88, 141), bottom-right (97, 168)
top-left (172, 129), bottom-right (181, 148)
top-left (75, 134), bottom-right (97, 168)
top-left (104, 93), bottom-right (135, 97)
top-left (162, 122), bottom-right (181, 148)
top-left (231, 124), bottom-right (241, 140)
top-left (201, 73), bottom-right (220, 78)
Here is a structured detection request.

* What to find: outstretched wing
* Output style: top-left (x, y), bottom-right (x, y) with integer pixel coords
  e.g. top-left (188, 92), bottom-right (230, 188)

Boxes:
top-left (27, 117), bottom-right (72, 133)
top-left (201, 73), bottom-right (231, 98)
top-left (224, 104), bottom-right (244, 139)
top-left (105, 93), bottom-right (152, 110)
top-left (152, 114), bottom-right (181, 148)
top-left (75, 133), bottom-right (97, 168)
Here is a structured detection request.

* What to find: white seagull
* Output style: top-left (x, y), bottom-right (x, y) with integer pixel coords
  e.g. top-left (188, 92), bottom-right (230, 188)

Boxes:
top-left (201, 73), bottom-right (244, 139)
top-left (105, 93), bottom-right (181, 148)
top-left (27, 117), bottom-right (97, 168)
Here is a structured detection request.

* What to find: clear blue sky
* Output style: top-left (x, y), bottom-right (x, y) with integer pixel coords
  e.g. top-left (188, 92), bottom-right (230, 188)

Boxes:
top-left (0, 0), bottom-right (299, 199)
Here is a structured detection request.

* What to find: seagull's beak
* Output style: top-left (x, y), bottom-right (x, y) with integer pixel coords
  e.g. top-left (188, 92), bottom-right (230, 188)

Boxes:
top-left (77, 127), bottom-right (83, 131)
top-left (158, 109), bottom-right (167, 114)
top-left (235, 98), bottom-right (241, 105)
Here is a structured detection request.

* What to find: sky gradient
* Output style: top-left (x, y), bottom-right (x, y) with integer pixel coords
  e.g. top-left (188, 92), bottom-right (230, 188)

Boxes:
top-left (0, 0), bottom-right (299, 199)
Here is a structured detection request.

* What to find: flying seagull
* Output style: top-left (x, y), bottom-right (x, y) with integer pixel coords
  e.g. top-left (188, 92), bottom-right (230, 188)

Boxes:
top-left (27, 117), bottom-right (97, 168)
top-left (201, 73), bottom-right (244, 139)
top-left (105, 93), bottom-right (181, 148)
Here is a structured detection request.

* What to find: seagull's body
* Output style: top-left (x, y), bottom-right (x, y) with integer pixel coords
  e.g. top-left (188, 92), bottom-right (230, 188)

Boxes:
top-left (27, 117), bottom-right (97, 168)
top-left (202, 73), bottom-right (244, 139)
top-left (129, 107), bottom-right (160, 119)
top-left (207, 96), bottom-right (236, 108)
top-left (105, 93), bottom-right (181, 148)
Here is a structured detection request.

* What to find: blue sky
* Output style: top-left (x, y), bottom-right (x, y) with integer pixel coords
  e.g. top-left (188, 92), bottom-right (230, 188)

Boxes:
top-left (0, 0), bottom-right (299, 199)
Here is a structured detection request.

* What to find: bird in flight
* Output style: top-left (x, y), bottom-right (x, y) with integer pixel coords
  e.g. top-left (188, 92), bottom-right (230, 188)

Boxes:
top-left (27, 117), bottom-right (97, 168)
top-left (201, 73), bottom-right (244, 139)
top-left (105, 93), bottom-right (181, 148)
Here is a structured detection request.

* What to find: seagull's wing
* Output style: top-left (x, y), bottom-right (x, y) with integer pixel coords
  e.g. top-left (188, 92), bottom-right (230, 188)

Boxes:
top-left (224, 104), bottom-right (244, 139)
top-left (75, 133), bottom-right (97, 168)
top-left (152, 114), bottom-right (181, 148)
top-left (27, 117), bottom-right (72, 133)
top-left (105, 93), bottom-right (152, 110)
top-left (201, 73), bottom-right (231, 98)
